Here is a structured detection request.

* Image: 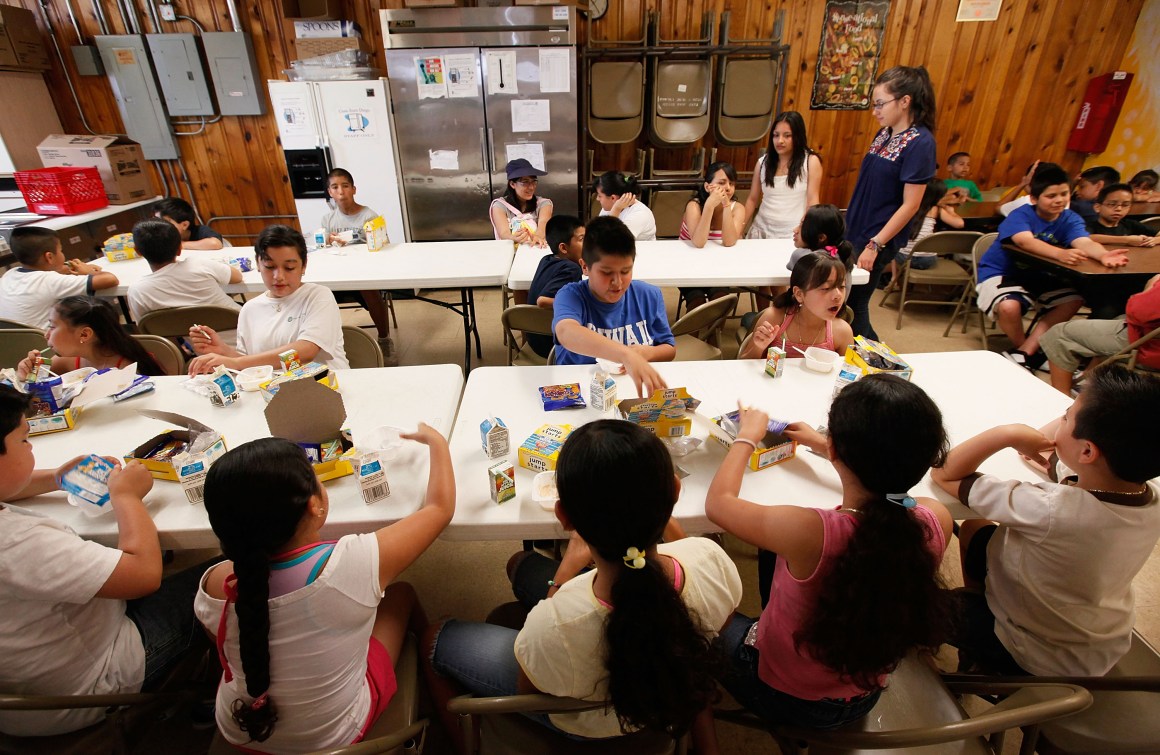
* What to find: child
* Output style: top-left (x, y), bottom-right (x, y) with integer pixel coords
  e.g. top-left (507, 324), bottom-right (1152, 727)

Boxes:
top-left (786, 203), bottom-right (854, 272)
top-left (885, 179), bottom-right (967, 282)
top-left (594, 171), bottom-right (657, 241)
top-left (680, 161), bottom-right (747, 308)
top-left (552, 216), bottom-right (675, 397)
top-left (931, 365), bottom-right (1160, 676)
top-left (194, 429), bottom-right (454, 752)
top-left (945, 152), bottom-right (983, 202)
top-left (491, 158), bottom-right (553, 248)
top-left (1085, 183), bottom-right (1160, 247)
top-left (705, 376), bottom-right (953, 729)
top-left (526, 215), bottom-right (584, 358)
top-left (1128, 169), bottom-right (1159, 202)
top-left (126, 219), bottom-right (242, 322)
top-left (0, 385), bottom-right (204, 736)
top-left (975, 163), bottom-right (1128, 371)
top-left (1041, 274), bottom-right (1160, 394)
top-left (0, 227), bottom-right (117, 330)
top-left (744, 111), bottom-right (822, 240)
top-left (16, 295), bottom-right (165, 378)
top-left (154, 197), bottom-right (224, 250)
top-left (739, 252), bottom-right (854, 360)
top-left (320, 168), bottom-right (395, 360)
top-left (425, 420), bottom-right (741, 750)
top-left (997, 160), bottom-right (1041, 216)
top-left (1069, 165), bottom-right (1120, 224)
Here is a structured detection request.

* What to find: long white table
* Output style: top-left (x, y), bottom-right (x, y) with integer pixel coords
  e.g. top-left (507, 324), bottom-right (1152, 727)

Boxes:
top-left (506, 239), bottom-right (871, 291)
top-left (445, 352), bottom-right (1072, 540)
top-left (101, 240), bottom-right (515, 370)
top-left (19, 366), bottom-right (464, 550)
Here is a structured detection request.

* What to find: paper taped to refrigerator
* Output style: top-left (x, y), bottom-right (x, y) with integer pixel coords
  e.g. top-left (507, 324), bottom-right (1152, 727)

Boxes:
top-left (429, 149), bottom-right (459, 171)
top-left (511, 99), bottom-right (550, 132)
top-left (538, 49), bottom-right (570, 93)
top-left (416, 56), bottom-right (447, 99)
top-left (486, 51), bottom-right (518, 95)
top-left (505, 143), bottom-right (545, 172)
top-left (444, 54), bottom-right (477, 98)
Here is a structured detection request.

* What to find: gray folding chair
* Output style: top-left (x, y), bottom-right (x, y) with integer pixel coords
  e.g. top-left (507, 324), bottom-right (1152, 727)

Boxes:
top-left (944, 232), bottom-right (997, 349)
top-left (501, 305), bottom-right (554, 366)
top-left (670, 294), bottom-right (738, 361)
top-left (342, 325), bottom-right (386, 369)
top-left (136, 305), bottom-right (240, 338)
top-left (881, 231), bottom-right (981, 329)
top-left (132, 334), bottom-right (185, 376)
top-left (0, 328), bottom-right (49, 368)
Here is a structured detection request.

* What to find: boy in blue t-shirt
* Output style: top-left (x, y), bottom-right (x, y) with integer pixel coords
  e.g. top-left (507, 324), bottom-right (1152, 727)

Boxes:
top-left (526, 215), bottom-right (584, 358)
top-left (976, 164), bottom-right (1128, 370)
top-left (552, 216), bottom-right (675, 396)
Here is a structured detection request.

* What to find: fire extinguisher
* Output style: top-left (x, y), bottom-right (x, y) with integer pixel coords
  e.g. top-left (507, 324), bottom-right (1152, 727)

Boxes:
top-left (1067, 72), bottom-right (1134, 154)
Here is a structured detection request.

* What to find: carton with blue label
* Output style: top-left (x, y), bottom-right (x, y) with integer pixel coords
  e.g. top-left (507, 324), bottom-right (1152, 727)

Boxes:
top-left (59, 454), bottom-right (117, 516)
top-left (518, 424), bottom-right (573, 473)
top-left (480, 416), bottom-right (510, 459)
top-left (833, 337), bottom-right (912, 396)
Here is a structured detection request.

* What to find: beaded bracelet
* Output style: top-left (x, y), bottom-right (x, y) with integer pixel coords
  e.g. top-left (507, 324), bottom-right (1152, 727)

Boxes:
top-left (732, 437), bottom-right (759, 451)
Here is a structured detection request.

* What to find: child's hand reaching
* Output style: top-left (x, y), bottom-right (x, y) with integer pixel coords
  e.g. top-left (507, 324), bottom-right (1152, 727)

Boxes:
top-left (1099, 250), bottom-right (1131, 268)
top-left (108, 460), bottom-right (154, 501)
top-left (401, 422), bottom-right (447, 448)
top-left (784, 422), bottom-right (828, 455)
top-left (622, 350), bottom-right (667, 397)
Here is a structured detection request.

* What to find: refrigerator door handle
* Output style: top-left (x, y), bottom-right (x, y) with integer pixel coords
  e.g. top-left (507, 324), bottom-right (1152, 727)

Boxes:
top-left (479, 127), bottom-right (489, 173)
top-left (488, 128), bottom-right (497, 173)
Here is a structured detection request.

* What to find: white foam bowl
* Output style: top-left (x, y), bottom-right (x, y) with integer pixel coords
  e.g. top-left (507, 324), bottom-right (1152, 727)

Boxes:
top-left (237, 365), bottom-right (273, 391)
top-left (803, 347), bottom-right (840, 373)
top-left (532, 471), bottom-right (557, 511)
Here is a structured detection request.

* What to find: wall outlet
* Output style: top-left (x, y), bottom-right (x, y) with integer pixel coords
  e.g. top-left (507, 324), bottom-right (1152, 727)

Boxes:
top-left (159, 3), bottom-right (177, 22)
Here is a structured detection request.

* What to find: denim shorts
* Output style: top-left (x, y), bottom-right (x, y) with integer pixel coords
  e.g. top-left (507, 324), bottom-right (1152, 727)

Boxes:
top-left (715, 614), bottom-right (880, 730)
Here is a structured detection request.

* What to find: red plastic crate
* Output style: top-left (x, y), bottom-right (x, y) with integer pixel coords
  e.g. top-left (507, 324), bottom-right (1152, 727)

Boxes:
top-left (14, 166), bottom-right (109, 215)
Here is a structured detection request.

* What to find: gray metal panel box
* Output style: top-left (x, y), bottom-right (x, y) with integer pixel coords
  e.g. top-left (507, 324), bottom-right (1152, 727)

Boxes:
top-left (146, 33), bottom-right (216, 116)
top-left (202, 32), bottom-right (265, 116)
top-left (94, 35), bottom-right (179, 160)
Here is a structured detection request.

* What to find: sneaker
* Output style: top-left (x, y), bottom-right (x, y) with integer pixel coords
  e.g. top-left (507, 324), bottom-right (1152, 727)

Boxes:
top-left (1003, 349), bottom-right (1030, 368)
top-left (378, 336), bottom-right (399, 367)
top-left (1025, 350), bottom-right (1048, 372)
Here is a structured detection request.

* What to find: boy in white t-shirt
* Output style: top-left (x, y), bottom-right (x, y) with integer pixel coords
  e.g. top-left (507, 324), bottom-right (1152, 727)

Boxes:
top-left (0, 227), bottom-right (118, 330)
top-left (932, 365), bottom-right (1160, 676)
top-left (127, 219), bottom-right (242, 322)
top-left (0, 386), bottom-right (206, 736)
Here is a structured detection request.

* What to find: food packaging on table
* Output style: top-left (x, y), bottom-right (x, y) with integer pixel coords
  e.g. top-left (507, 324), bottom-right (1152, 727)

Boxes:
top-left (102, 232), bottom-right (138, 262)
top-left (21, 365), bottom-right (139, 436)
top-left (259, 361), bottom-right (339, 402)
top-left (710, 410), bottom-right (797, 471)
top-left (364, 215), bottom-right (390, 251)
top-left (489, 460), bottom-right (516, 504)
top-left (264, 378), bottom-right (356, 481)
top-left (833, 336), bottom-right (912, 395)
top-left (125, 410), bottom-right (229, 502)
top-left (589, 369), bottom-right (617, 412)
top-left (518, 424), bottom-right (573, 472)
top-left (479, 416), bottom-right (510, 459)
top-left (60, 454), bottom-right (117, 516)
top-left (618, 387), bottom-right (701, 438)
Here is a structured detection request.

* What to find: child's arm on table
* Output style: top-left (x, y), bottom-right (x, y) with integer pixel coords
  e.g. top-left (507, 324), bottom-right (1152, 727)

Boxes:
top-left (187, 338), bottom-right (321, 375)
top-left (96, 461), bottom-right (162, 599)
top-left (931, 424), bottom-right (1055, 499)
top-left (555, 318), bottom-right (667, 396)
top-left (1010, 231), bottom-right (1086, 265)
top-left (1072, 236), bottom-right (1129, 267)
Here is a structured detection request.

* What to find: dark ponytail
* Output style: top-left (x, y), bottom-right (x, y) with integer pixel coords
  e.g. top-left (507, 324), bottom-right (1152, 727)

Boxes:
top-left (799, 204), bottom-right (853, 273)
top-left (203, 438), bottom-right (320, 743)
top-left (877, 65), bottom-right (936, 132)
top-left (556, 421), bottom-right (717, 737)
top-left (54, 296), bottom-right (165, 376)
top-left (594, 171), bottom-right (640, 198)
top-left (796, 375), bottom-right (952, 689)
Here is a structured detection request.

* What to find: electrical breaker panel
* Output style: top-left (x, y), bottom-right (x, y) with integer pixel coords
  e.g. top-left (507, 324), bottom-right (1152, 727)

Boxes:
top-left (146, 33), bottom-right (216, 116)
top-left (94, 35), bottom-right (179, 160)
top-left (202, 32), bottom-right (266, 117)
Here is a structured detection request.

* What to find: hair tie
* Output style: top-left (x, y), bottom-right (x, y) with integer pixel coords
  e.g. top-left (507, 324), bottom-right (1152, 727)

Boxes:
top-left (824, 245), bottom-right (839, 258)
top-left (623, 547), bottom-right (647, 569)
top-left (885, 493), bottom-right (917, 509)
top-left (251, 693), bottom-right (270, 710)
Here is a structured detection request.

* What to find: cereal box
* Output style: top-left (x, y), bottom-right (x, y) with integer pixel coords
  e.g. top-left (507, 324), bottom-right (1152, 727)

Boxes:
top-left (710, 411), bottom-right (797, 471)
top-left (518, 424), bottom-right (573, 472)
top-left (618, 388), bottom-right (701, 438)
top-left (488, 460), bottom-right (516, 504)
top-left (102, 232), bottom-right (138, 262)
top-left (479, 417), bottom-right (510, 459)
top-left (364, 215), bottom-right (390, 251)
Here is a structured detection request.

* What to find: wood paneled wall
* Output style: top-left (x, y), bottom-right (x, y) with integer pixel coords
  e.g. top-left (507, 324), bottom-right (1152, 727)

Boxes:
top-left (12, 0), bottom-right (1144, 233)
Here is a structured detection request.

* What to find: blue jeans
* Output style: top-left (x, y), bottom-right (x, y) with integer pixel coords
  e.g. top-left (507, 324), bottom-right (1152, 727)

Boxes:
top-left (715, 614), bottom-right (880, 730)
top-left (846, 246), bottom-right (895, 339)
top-left (894, 251), bottom-right (938, 270)
top-left (126, 558), bottom-right (216, 690)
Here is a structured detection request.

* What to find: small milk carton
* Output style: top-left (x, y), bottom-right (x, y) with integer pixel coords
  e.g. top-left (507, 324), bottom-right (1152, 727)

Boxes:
top-left (364, 215), bottom-right (390, 251)
top-left (356, 453), bottom-right (391, 504)
top-left (480, 417), bottom-right (510, 459)
top-left (176, 457), bottom-right (210, 504)
top-left (59, 454), bottom-right (116, 516)
top-left (765, 346), bottom-right (786, 378)
top-left (518, 424), bottom-right (573, 472)
top-left (207, 366), bottom-right (239, 407)
top-left (488, 460), bottom-right (516, 504)
top-left (589, 369), bottom-right (617, 412)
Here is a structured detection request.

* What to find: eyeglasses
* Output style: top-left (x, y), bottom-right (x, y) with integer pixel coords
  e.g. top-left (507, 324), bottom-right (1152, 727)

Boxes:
top-left (871, 98), bottom-right (898, 110)
top-left (514, 177), bottom-right (539, 186)
top-left (1100, 201), bottom-right (1133, 209)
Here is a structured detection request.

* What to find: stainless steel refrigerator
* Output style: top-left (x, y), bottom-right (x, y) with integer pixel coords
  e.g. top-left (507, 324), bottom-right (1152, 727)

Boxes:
top-left (381, 6), bottom-right (579, 241)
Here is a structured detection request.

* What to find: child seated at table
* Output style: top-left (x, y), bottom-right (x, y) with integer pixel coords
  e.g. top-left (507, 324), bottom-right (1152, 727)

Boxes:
top-left (886, 179), bottom-right (966, 281)
top-left (1069, 165), bottom-right (1120, 225)
top-left (945, 152), bottom-right (983, 202)
top-left (194, 427), bottom-right (453, 753)
top-left (526, 215), bottom-right (584, 358)
top-left (705, 376), bottom-right (953, 730)
top-left (187, 225), bottom-right (349, 374)
top-left (320, 168), bottom-right (395, 361)
top-left (739, 252), bottom-right (854, 360)
top-left (975, 163), bottom-right (1128, 372)
top-left (1128, 169), bottom-right (1159, 202)
top-left (127, 219), bottom-right (242, 323)
top-left (1085, 183), bottom-right (1160, 247)
top-left (1041, 274), bottom-right (1160, 395)
top-left (0, 385), bottom-right (205, 736)
top-left (154, 197), bottom-right (224, 251)
top-left (425, 420), bottom-right (741, 752)
top-left (931, 364), bottom-right (1160, 675)
top-left (0, 227), bottom-right (118, 331)
top-left (786, 203), bottom-right (854, 272)
top-left (594, 171), bottom-right (657, 241)
top-left (552, 216), bottom-right (675, 396)
top-left (491, 158), bottom-right (553, 248)
top-left (680, 161), bottom-right (747, 309)
top-left (16, 295), bottom-right (165, 378)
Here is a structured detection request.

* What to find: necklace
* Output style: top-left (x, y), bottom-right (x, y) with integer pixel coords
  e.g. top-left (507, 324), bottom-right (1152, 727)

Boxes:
top-left (792, 311), bottom-right (826, 347)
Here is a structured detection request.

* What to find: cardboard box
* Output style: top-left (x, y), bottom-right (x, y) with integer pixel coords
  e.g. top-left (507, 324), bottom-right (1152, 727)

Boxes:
top-left (265, 378), bottom-right (356, 481)
top-left (0, 6), bottom-right (50, 70)
top-left (833, 337), bottom-right (913, 395)
top-left (27, 405), bottom-right (82, 436)
top-left (259, 361), bottom-right (339, 401)
top-left (709, 413), bottom-right (797, 471)
top-left (126, 410), bottom-right (228, 482)
top-left (290, 35), bottom-right (369, 59)
top-left (37, 135), bottom-right (154, 204)
top-left (517, 424), bottom-right (573, 472)
top-left (618, 388), bottom-right (701, 438)
top-left (25, 365), bottom-right (139, 436)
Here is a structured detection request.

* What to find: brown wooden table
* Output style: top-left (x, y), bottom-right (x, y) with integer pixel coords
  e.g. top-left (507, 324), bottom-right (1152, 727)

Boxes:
top-left (1006, 242), bottom-right (1160, 318)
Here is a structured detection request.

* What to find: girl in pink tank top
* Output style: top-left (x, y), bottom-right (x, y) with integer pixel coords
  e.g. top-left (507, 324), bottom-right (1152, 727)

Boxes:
top-left (705, 375), bottom-right (954, 731)
top-left (738, 251), bottom-right (855, 359)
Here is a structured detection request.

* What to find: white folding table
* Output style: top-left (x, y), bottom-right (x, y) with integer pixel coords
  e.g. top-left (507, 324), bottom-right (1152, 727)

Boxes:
top-left (445, 351), bottom-right (1072, 541)
top-left (18, 365), bottom-right (464, 550)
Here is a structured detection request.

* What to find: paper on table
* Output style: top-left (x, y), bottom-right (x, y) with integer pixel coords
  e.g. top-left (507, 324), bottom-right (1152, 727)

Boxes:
top-left (485, 50), bottom-right (518, 95)
top-left (538, 49), bottom-right (570, 93)
top-left (444, 53), bottom-right (477, 98)
top-left (72, 363), bottom-right (140, 409)
top-left (505, 143), bottom-right (545, 172)
top-left (511, 99), bottom-right (550, 132)
top-left (429, 149), bottom-right (459, 171)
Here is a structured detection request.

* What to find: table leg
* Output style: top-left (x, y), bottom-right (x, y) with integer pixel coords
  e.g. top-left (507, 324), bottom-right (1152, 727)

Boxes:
top-left (468, 288), bottom-right (482, 359)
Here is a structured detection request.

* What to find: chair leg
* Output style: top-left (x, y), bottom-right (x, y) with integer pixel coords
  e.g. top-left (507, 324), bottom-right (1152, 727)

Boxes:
top-left (895, 269), bottom-right (910, 329)
top-left (943, 285), bottom-right (969, 338)
top-left (386, 292), bottom-right (398, 329)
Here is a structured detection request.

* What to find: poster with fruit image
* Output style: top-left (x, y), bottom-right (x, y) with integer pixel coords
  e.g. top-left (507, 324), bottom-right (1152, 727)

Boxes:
top-left (811, 1), bottom-right (891, 110)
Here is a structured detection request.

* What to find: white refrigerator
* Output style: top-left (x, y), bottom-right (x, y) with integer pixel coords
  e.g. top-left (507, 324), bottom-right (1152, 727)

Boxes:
top-left (268, 79), bottom-right (409, 243)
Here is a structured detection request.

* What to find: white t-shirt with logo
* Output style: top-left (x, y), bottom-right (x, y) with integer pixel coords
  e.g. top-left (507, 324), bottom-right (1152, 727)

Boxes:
top-left (127, 256), bottom-right (241, 321)
top-left (236, 283), bottom-right (349, 369)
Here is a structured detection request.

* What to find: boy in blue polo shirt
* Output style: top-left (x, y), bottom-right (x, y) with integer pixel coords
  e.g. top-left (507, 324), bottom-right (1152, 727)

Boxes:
top-left (552, 216), bottom-right (675, 396)
top-left (975, 163), bottom-right (1127, 371)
